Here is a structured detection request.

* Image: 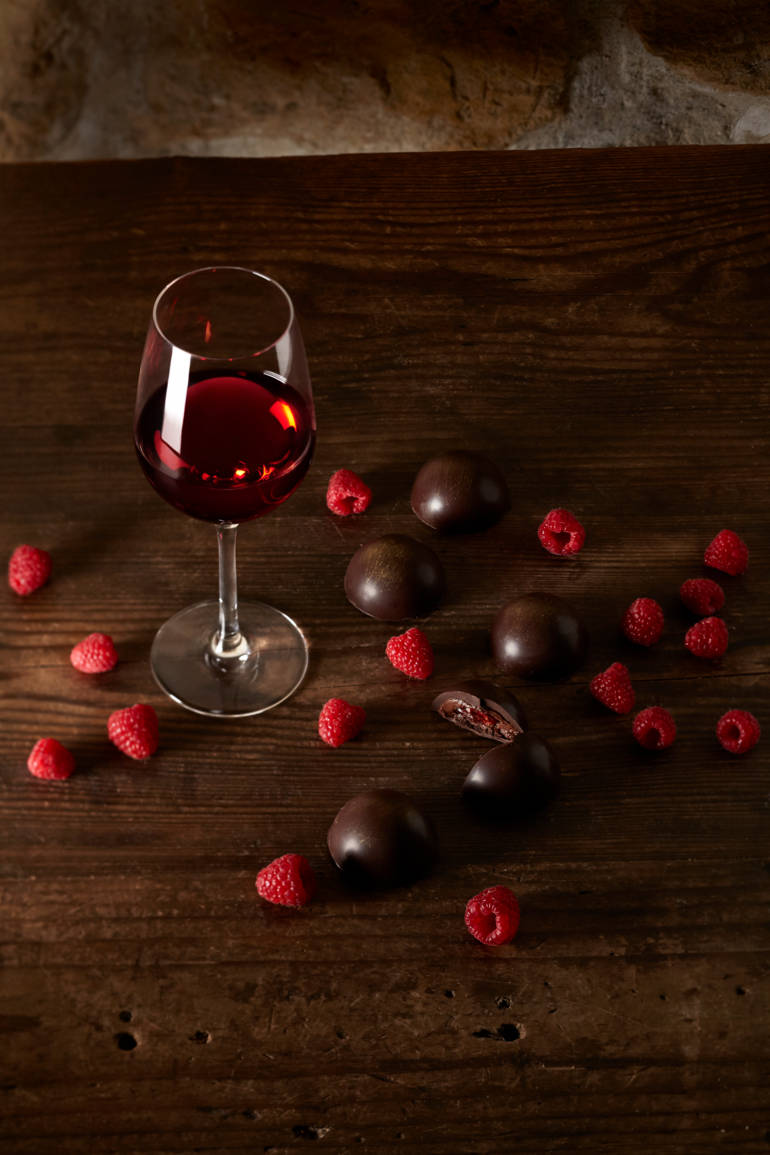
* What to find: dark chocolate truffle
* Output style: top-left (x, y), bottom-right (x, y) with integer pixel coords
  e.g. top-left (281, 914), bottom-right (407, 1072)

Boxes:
top-left (432, 680), bottom-right (526, 742)
top-left (462, 732), bottom-right (561, 817)
top-left (491, 592), bottom-right (588, 680)
top-left (327, 789), bottom-right (438, 888)
top-left (344, 534), bottom-right (445, 620)
top-left (411, 450), bottom-right (510, 533)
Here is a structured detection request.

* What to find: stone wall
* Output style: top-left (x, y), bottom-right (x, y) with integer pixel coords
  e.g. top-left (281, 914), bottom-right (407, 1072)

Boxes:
top-left (1, 0), bottom-right (768, 162)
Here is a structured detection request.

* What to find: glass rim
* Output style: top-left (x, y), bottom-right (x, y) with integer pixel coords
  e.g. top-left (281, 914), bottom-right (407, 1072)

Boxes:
top-left (151, 265), bottom-right (295, 359)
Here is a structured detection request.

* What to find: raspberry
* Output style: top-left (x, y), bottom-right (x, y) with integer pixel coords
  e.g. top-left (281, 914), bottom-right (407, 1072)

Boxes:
top-left (318, 698), bottom-right (365, 747)
top-left (537, 508), bottom-right (586, 556)
top-left (685, 616), bottom-right (728, 660)
top-left (621, 597), bottom-right (664, 646)
top-left (589, 662), bottom-right (635, 714)
top-left (8, 545), bottom-right (52, 596)
top-left (632, 706), bottom-right (676, 750)
top-left (716, 709), bottom-right (761, 755)
top-left (680, 577), bottom-right (725, 617)
top-left (704, 529), bottom-right (749, 576)
top-left (465, 885), bottom-right (520, 946)
top-left (256, 853), bottom-right (316, 907)
top-left (27, 737), bottom-right (75, 780)
top-left (326, 468), bottom-right (372, 516)
top-left (107, 704), bottom-right (159, 760)
top-left (385, 626), bottom-right (434, 679)
top-left (70, 632), bottom-right (118, 674)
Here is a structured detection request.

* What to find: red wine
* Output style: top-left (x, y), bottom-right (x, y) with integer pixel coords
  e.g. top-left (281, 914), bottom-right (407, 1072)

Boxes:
top-left (135, 370), bottom-right (315, 523)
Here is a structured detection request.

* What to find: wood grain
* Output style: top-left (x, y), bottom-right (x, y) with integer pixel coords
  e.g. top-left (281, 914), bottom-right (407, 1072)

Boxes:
top-left (1, 147), bottom-right (769, 1153)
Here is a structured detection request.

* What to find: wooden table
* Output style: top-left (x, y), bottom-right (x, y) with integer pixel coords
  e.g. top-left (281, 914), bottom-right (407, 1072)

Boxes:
top-left (1, 147), bottom-right (769, 1153)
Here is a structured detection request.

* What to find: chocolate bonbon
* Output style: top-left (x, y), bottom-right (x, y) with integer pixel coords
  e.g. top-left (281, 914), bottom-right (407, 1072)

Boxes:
top-left (462, 732), bottom-right (561, 817)
top-left (344, 534), bottom-right (445, 620)
top-left (432, 680), bottom-right (526, 742)
top-left (411, 450), bottom-right (510, 533)
top-left (327, 789), bottom-right (438, 887)
top-left (491, 591), bottom-right (588, 679)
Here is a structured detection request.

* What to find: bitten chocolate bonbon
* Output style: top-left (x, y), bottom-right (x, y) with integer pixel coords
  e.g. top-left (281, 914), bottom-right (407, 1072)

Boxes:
top-left (462, 732), bottom-right (561, 817)
top-left (327, 789), bottom-right (438, 888)
top-left (411, 450), bottom-right (510, 533)
top-left (344, 534), bottom-right (445, 620)
top-left (491, 591), bottom-right (588, 679)
top-left (432, 680), bottom-right (526, 742)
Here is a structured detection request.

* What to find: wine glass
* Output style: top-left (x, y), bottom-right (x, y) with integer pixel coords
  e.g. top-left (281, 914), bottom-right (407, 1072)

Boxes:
top-left (134, 267), bottom-right (316, 716)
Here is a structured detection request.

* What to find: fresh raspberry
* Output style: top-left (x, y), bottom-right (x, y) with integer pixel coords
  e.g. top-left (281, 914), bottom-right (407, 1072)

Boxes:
top-left (27, 737), bottom-right (75, 781)
top-left (704, 529), bottom-right (749, 576)
top-left (326, 468), bottom-right (372, 516)
top-left (716, 709), bottom-right (761, 755)
top-left (621, 597), bottom-right (664, 646)
top-left (537, 508), bottom-right (586, 556)
top-left (385, 626), bottom-right (434, 680)
top-left (70, 632), bottom-right (118, 674)
top-left (107, 704), bottom-right (159, 760)
top-left (8, 545), bottom-right (52, 596)
top-left (256, 853), bottom-right (316, 908)
top-left (680, 577), bottom-right (725, 617)
top-left (318, 698), bottom-right (366, 747)
top-left (632, 706), bottom-right (676, 750)
top-left (464, 885), bottom-right (520, 946)
top-left (589, 662), bottom-right (635, 714)
top-left (685, 616), bottom-right (728, 660)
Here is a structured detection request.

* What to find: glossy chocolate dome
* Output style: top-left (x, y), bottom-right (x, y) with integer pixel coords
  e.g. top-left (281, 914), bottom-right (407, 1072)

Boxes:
top-left (344, 534), bottom-right (445, 620)
top-left (462, 732), bottom-right (561, 816)
top-left (327, 789), bottom-right (438, 887)
top-left (411, 450), bottom-right (510, 533)
top-left (491, 592), bottom-right (588, 679)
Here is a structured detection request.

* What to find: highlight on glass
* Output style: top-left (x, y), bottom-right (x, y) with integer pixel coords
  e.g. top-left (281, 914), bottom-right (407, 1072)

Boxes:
top-left (134, 267), bottom-right (316, 716)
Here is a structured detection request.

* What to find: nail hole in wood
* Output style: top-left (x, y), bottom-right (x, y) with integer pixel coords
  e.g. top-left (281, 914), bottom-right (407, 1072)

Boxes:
top-left (497, 1022), bottom-right (520, 1041)
top-left (292, 1124), bottom-right (329, 1139)
top-left (472, 1023), bottom-right (521, 1041)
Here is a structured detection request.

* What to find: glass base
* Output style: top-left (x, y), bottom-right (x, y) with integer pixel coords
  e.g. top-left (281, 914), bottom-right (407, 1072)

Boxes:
top-left (150, 600), bottom-right (309, 717)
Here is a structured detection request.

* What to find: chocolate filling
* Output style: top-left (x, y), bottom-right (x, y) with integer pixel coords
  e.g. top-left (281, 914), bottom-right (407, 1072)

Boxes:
top-left (438, 700), bottom-right (522, 742)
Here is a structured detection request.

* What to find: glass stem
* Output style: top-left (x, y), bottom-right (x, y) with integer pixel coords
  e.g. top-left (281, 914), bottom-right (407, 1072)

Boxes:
top-left (211, 523), bottom-right (247, 662)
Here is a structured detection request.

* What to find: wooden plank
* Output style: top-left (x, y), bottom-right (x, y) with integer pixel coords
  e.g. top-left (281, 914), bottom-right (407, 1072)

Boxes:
top-left (1, 147), bottom-right (769, 1152)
